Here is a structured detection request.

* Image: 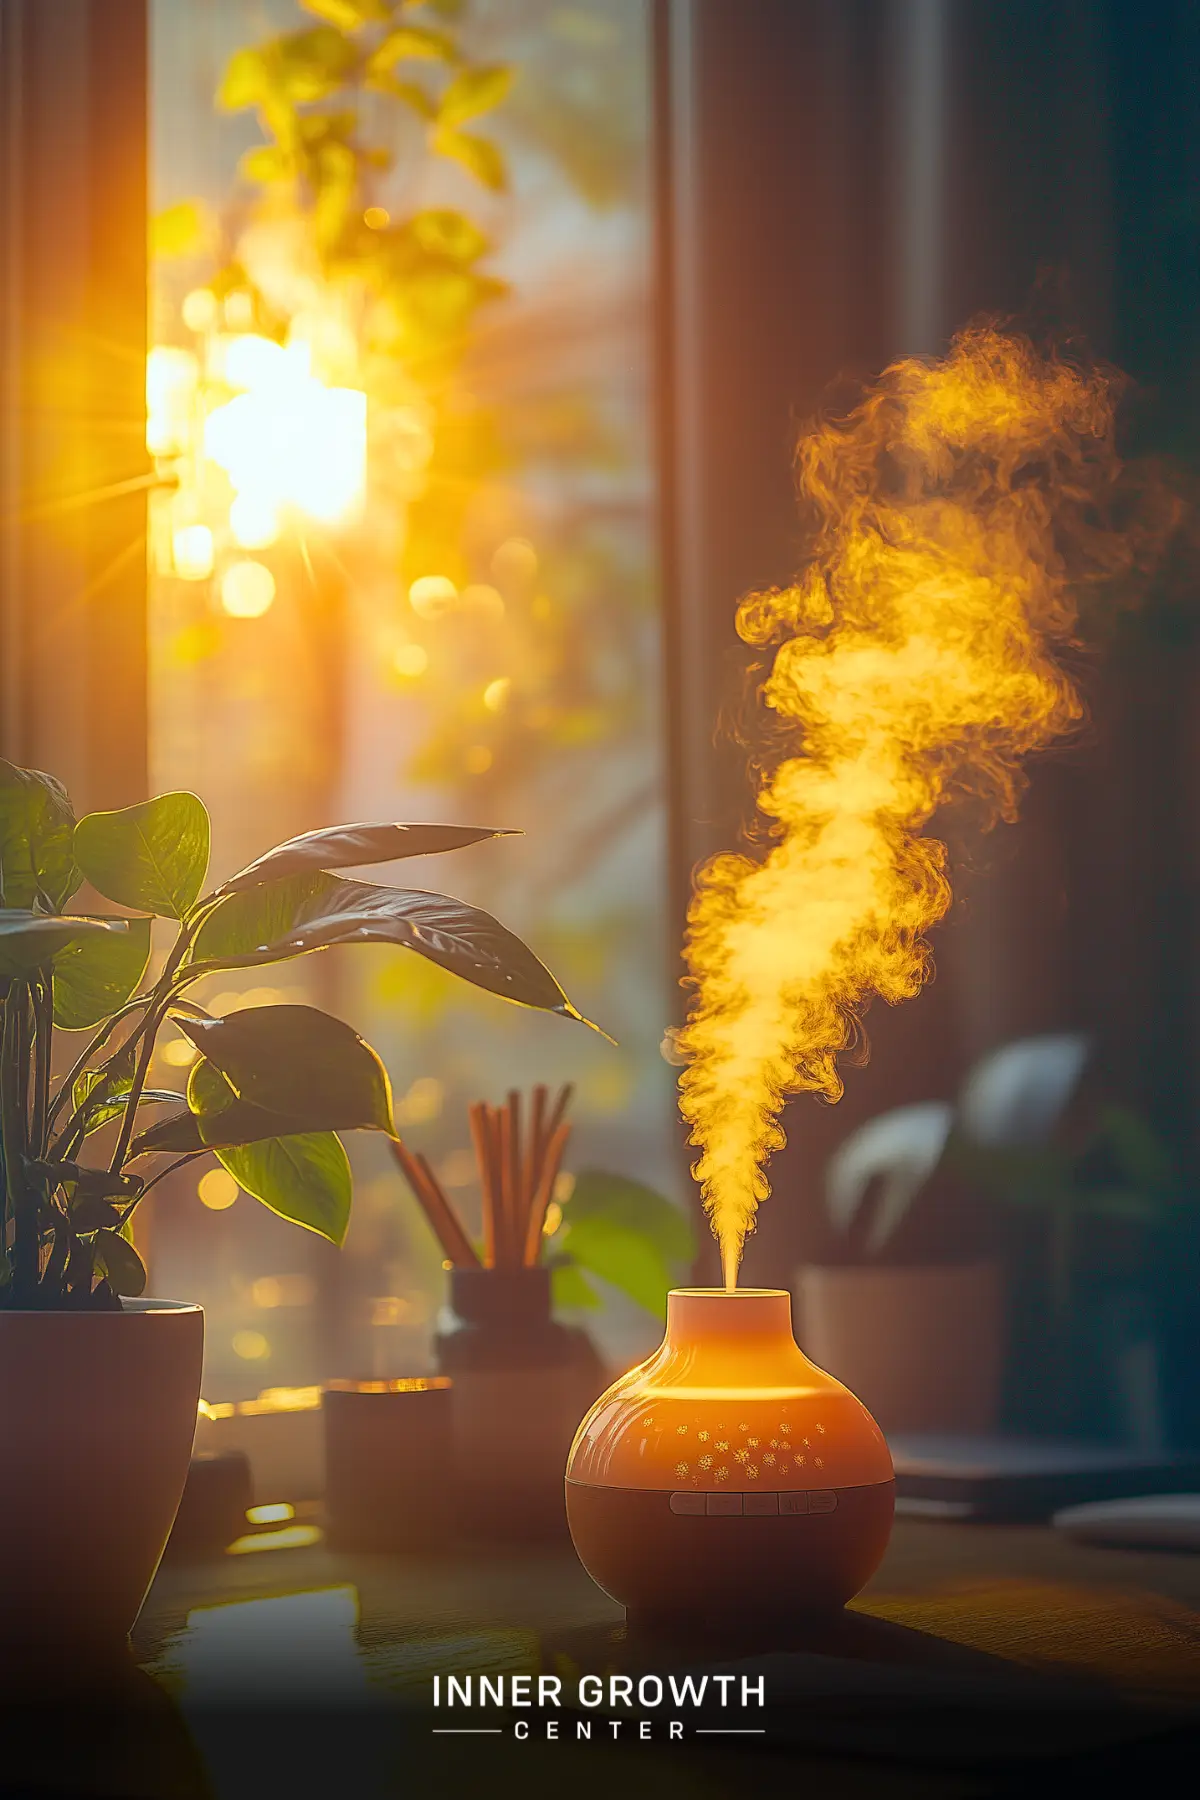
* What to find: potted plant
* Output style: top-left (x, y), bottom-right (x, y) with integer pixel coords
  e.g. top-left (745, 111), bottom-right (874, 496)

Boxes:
top-left (950, 1089), bottom-right (1185, 1441)
top-left (0, 758), bottom-right (591, 1651)
top-left (801, 1036), bottom-right (1090, 1434)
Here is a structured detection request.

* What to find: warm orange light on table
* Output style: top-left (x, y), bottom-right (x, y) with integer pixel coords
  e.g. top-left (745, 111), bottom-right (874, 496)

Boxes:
top-left (565, 1288), bottom-right (894, 1621)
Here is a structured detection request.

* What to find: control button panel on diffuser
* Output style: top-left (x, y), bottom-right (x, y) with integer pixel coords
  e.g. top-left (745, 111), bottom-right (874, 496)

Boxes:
top-left (669, 1491), bottom-right (706, 1516)
top-left (743, 1492), bottom-right (779, 1515)
top-left (666, 1489), bottom-right (841, 1516)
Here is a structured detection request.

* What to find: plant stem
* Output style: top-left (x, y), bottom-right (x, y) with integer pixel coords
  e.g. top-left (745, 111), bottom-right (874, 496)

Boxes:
top-left (42, 1204), bottom-right (70, 1293)
top-left (31, 974), bottom-right (52, 1159)
top-left (108, 917), bottom-right (197, 1176)
top-left (44, 992), bottom-right (154, 1139)
top-left (2, 987), bottom-right (35, 1304)
top-left (44, 892), bottom-right (223, 1151)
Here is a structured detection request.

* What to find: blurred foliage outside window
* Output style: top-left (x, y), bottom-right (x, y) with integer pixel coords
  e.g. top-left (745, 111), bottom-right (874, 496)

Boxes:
top-left (147, 0), bottom-right (672, 1394)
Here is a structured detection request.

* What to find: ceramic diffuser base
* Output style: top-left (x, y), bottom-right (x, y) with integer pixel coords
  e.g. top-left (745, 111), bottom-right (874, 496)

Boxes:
top-left (565, 1288), bottom-right (894, 1621)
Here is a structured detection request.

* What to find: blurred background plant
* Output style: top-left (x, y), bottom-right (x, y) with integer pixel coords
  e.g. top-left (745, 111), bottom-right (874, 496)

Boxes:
top-left (147, 0), bottom-right (673, 1397)
top-left (826, 1034), bottom-right (1191, 1441)
top-left (545, 1170), bottom-right (696, 1318)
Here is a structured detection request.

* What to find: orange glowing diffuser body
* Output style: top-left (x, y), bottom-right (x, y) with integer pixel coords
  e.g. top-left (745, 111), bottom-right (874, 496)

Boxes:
top-left (565, 1289), bottom-right (893, 1619)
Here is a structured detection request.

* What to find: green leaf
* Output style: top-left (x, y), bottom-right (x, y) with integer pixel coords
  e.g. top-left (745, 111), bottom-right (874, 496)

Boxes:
top-left (552, 1171), bottom-right (695, 1318)
top-left (219, 821), bottom-right (511, 895)
top-left (216, 1132), bottom-right (351, 1245)
top-left (550, 1261), bottom-right (600, 1313)
top-left (179, 1005), bottom-right (396, 1135)
top-left (73, 1072), bottom-right (184, 1137)
top-left (301, 0), bottom-right (390, 29)
top-left (27, 1160), bottom-right (141, 1204)
top-left (188, 871), bottom-right (601, 1030)
top-left (52, 916), bottom-right (152, 1031)
top-left (565, 1170), bottom-right (696, 1261)
top-left (90, 1228), bottom-right (146, 1298)
top-left (69, 1193), bottom-right (123, 1232)
top-left (74, 793), bottom-right (210, 920)
top-left (366, 24), bottom-right (456, 76)
top-left (433, 125), bottom-right (506, 192)
top-left (438, 64), bottom-right (514, 127)
top-left (0, 911), bottom-right (126, 981)
top-left (0, 760), bottom-right (80, 910)
top-left (74, 1066), bottom-right (112, 1115)
top-left (132, 1070), bottom-right (317, 1156)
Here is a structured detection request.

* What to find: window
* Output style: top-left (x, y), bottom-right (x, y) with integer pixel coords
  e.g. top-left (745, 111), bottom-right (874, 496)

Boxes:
top-left (147, 1), bottom-right (670, 1392)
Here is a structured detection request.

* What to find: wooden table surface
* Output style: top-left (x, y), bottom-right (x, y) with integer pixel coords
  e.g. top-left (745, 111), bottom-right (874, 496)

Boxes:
top-left (78, 1514), bottom-right (1198, 1800)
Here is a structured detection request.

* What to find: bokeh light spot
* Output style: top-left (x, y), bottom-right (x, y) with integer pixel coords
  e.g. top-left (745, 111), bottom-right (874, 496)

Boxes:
top-left (220, 560), bottom-right (276, 619)
top-left (198, 1169), bottom-right (240, 1211)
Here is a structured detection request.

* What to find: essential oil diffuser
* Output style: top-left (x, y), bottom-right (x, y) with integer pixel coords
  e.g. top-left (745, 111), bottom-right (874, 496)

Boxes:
top-left (565, 1288), bottom-right (894, 1621)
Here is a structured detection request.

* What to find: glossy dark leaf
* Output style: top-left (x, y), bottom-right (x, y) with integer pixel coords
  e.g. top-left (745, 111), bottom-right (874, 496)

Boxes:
top-left (189, 872), bottom-right (599, 1029)
top-left (90, 1228), bottom-right (146, 1297)
top-left (0, 912), bottom-right (127, 981)
top-left (130, 1108), bottom-right (204, 1156)
top-left (218, 821), bottom-right (512, 895)
top-left (53, 916), bottom-right (152, 1031)
top-left (74, 793), bottom-right (210, 920)
top-left (131, 1059), bottom-right (316, 1155)
top-left (217, 1132), bottom-right (351, 1245)
top-left (69, 1194), bottom-right (123, 1232)
top-left (178, 1005), bottom-right (396, 1135)
top-left (0, 760), bottom-right (80, 910)
top-left (24, 1158), bottom-right (141, 1201)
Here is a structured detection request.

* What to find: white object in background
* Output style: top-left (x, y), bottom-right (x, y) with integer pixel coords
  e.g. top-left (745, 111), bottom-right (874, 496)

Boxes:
top-left (1053, 1493), bottom-right (1200, 1552)
top-left (825, 1101), bottom-right (954, 1252)
top-left (958, 1033), bottom-right (1091, 1148)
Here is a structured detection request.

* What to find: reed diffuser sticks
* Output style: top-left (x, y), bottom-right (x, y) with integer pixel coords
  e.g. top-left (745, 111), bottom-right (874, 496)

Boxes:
top-left (390, 1084), bottom-right (573, 1271)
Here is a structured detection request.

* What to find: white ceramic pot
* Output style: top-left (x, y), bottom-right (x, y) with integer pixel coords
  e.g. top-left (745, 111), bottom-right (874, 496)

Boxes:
top-left (794, 1263), bottom-right (1004, 1434)
top-left (0, 1298), bottom-right (203, 1652)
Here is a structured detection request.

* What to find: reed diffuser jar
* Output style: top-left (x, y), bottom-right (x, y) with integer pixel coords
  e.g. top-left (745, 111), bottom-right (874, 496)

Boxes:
top-left (436, 1264), bottom-right (596, 1535)
top-left (565, 1288), bottom-right (894, 1621)
top-left (393, 1085), bottom-right (599, 1535)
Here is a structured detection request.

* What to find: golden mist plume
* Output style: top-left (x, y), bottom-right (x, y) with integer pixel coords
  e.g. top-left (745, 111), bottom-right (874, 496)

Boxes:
top-left (678, 324), bottom-right (1179, 1288)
